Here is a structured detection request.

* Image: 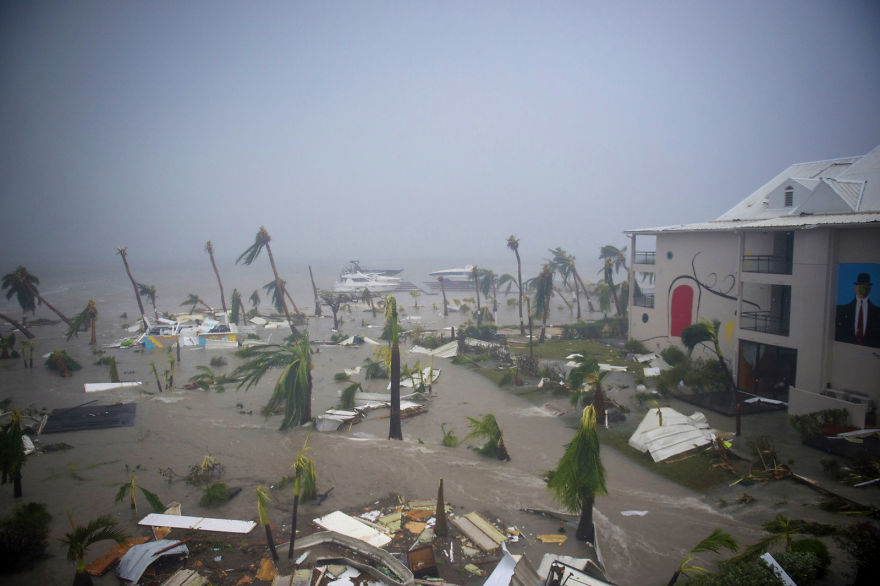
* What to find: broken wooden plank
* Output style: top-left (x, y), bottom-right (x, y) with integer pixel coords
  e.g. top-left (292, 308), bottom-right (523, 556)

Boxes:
top-left (450, 516), bottom-right (498, 552)
top-left (464, 512), bottom-right (507, 545)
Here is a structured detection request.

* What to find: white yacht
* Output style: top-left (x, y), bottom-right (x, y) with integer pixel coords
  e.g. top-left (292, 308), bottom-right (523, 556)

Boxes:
top-left (427, 265), bottom-right (475, 282)
top-left (333, 271), bottom-right (401, 293)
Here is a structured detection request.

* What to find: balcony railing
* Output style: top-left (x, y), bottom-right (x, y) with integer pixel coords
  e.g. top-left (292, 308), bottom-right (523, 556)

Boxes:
top-left (633, 293), bottom-right (655, 308)
top-left (742, 254), bottom-right (792, 275)
top-left (634, 251), bottom-right (656, 265)
top-left (740, 310), bottom-right (789, 336)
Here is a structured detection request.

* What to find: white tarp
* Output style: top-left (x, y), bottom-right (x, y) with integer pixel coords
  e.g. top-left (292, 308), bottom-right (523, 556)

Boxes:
top-left (628, 407), bottom-right (716, 462)
top-left (313, 511), bottom-right (392, 548)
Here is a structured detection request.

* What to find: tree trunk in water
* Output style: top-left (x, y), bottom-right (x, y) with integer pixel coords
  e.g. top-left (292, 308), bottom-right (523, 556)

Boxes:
top-left (301, 370), bottom-right (312, 425)
top-left (73, 570), bottom-right (94, 586)
top-left (309, 266), bottom-right (321, 316)
top-left (287, 493), bottom-right (299, 559)
top-left (473, 267), bottom-right (481, 326)
top-left (0, 313), bottom-right (35, 339)
top-left (388, 343), bottom-right (402, 440)
top-left (89, 318), bottom-right (96, 345)
top-left (439, 277), bottom-right (448, 316)
top-left (573, 278), bottom-right (582, 319)
top-left (265, 244), bottom-right (297, 335)
top-left (208, 249), bottom-right (228, 313)
top-left (33, 290), bottom-right (72, 326)
top-left (575, 495), bottom-right (595, 542)
top-left (667, 570), bottom-right (682, 586)
top-left (515, 251), bottom-right (524, 335)
top-left (265, 524), bottom-right (279, 563)
top-left (13, 475), bottom-right (22, 498)
top-left (119, 251), bottom-right (147, 328)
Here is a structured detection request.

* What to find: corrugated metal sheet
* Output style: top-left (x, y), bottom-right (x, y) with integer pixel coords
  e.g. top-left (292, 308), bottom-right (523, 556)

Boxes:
top-left (823, 178), bottom-right (865, 210)
top-left (626, 212), bottom-right (880, 234)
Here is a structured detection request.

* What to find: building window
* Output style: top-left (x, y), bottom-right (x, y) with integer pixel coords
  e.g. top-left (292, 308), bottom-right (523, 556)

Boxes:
top-left (737, 340), bottom-right (797, 398)
top-left (784, 186), bottom-right (793, 207)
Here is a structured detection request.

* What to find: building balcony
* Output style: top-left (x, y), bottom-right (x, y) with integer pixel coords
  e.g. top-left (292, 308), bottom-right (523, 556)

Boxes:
top-left (740, 310), bottom-right (789, 336)
top-left (742, 254), bottom-right (792, 275)
top-left (633, 293), bottom-right (655, 308)
top-left (634, 251), bottom-right (656, 265)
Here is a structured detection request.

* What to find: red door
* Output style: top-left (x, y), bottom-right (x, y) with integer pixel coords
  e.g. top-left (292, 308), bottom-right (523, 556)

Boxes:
top-left (670, 285), bottom-right (694, 337)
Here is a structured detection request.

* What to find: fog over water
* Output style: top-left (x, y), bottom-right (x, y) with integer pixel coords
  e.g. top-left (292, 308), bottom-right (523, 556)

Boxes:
top-left (2, 1), bottom-right (879, 272)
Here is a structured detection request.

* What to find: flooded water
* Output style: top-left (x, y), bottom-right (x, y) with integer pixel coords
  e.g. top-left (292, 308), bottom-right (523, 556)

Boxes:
top-left (1, 255), bottom-right (856, 585)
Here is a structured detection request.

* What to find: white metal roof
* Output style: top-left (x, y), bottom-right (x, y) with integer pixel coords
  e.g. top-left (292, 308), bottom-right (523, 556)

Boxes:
top-left (625, 211), bottom-right (880, 234)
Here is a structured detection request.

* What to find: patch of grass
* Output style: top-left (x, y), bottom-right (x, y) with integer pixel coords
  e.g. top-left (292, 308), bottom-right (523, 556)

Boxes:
top-left (601, 430), bottom-right (732, 491)
top-left (508, 338), bottom-right (626, 364)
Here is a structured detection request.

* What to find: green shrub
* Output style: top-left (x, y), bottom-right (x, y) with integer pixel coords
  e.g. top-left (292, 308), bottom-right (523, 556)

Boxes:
top-left (790, 538), bottom-right (830, 579)
top-left (458, 323), bottom-right (498, 342)
top-left (0, 502), bottom-right (52, 573)
top-left (660, 345), bottom-right (687, 366)
top-left (835, 522), bottom-right (880, 585)
top-left (687, 560), bottom-right (781, 585)
top-left (560, 321), bottom-right (603, 340)
top-left (625, 339), bottom-right (647, 353)
top-left (200, 482), bottom-right (232, 507)
top-left (790, 409), bottom-right (850, 442)
top-left (775, 551), bottom-right (822, 585)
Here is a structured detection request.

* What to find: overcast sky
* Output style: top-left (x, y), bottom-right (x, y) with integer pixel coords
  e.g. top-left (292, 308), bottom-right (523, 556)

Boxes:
top-left (2, 1), bottom-right (879, 271)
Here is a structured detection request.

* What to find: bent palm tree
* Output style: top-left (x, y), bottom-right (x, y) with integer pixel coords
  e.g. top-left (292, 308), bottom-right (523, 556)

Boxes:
top-left (235, 335), bottom-right (313, 430)
top-left (61, 513), bottom-right (127, 586)
top-left (437, 276), bottom-right (448, 317)
top-left (205, 241), bottom-right (228, 314)
top-left (249, 289), bottom-right (261, 313)
top-left (66, 299), bottom-right (98, 345)
top-left (2, 265), bottom-right (72, 326)
top-left (256, 485), bottom-right (279, 562)
top-left (181, 293), bottom-right (212, 313)
top-left (237, 226), bottom-right (297, 335)
top-left (116, 248), bottom-right (147, 328)
top-left (309, 265), bottom-right (322, 316)
top-left (530, 264), bottom-right (555, 342)
top-left (472, 265), bottom-right (482, 326)
top-left (599, 245), bottom-right (628, 316)
top-left (137, 283), bottom-right (158, 318)
top-left (681, 319), bottom-right (736, 402)
top-left (668, 528), bottom-right (738, 585)
top-left (507, 235), bottom-right (524, 334)
top-left (547, 405), bottom-right (607, 543)
top-left (0, 313), bottom-right (34, 339)
top-left (288, 431), bottom-right (317, 559)
top-left (386, 296), bottom-right (403, 440)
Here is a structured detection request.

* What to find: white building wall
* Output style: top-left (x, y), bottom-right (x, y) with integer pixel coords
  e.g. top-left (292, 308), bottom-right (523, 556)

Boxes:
top-left (630, 231), bottom-right (740, 361)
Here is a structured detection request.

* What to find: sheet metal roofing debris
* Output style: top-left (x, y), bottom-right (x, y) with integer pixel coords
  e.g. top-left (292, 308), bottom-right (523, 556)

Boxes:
top-left (628, 407), bottom-right (716, 462)
top-left (410, 340), bottom-right (458, 358)
top-left (117, 539), bottom-right (189, 583)
top-left (313, 510), bottom-right (393, 548)
top-left (41, 402), bottom-right (136, 433)
top-left (138, 513), bottom-right (256, 534)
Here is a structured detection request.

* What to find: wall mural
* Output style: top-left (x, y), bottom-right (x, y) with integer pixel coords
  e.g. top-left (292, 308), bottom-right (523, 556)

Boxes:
top-left (835, 263), bottom-right (880, 348)
top-left (666, 252), bottom-right (758, 342)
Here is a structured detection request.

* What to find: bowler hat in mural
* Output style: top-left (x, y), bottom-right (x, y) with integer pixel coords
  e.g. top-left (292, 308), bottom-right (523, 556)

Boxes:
top-left (854, 273), bottom-right (872, 286)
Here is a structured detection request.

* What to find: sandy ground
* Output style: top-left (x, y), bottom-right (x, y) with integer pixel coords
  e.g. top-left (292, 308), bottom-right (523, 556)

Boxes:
top-left (2, 306), bottom-right (879, 585)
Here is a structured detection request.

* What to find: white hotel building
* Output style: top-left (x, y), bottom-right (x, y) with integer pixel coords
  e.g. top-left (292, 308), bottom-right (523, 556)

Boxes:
top-left (625, 144), bottom-right (880, 427)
